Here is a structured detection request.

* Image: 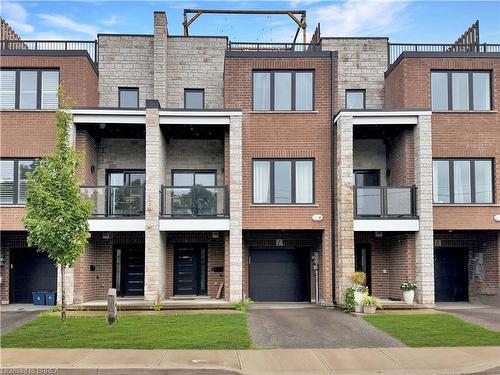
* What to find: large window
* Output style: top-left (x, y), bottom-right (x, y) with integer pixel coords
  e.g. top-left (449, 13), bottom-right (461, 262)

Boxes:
top-left (0, 159), bottom-right (36, 205)
top-left (433, 159), bottom-right (494, 204)
top-left (253, 159), bottom-right (314, 204)
top-left (118, 87), bottom-right (139, 108)
top-left (431, 71), bottom-right (491, 111)
top-left (253, 71), bottom-right (314, 111)
top-left (0, 69), bottom-right (59, 110)
top-left (346, 89), bottom-right (366, 109)
top-left (184, 89), bottom-right (204, 109)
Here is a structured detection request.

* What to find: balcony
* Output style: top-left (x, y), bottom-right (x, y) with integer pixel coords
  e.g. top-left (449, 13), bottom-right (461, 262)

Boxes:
top-left (1, 40), bottom-right (98, 62)
top-left (354, 186), bottom-right (417, 218)
top-left (160, 186), bottom-right (228, 218)
top-left (227, 41), bottom-right (320, 52)
top-left (354, 186), bottom-right (419, 232)
top-left (81, 186), bottom-right (145, 217)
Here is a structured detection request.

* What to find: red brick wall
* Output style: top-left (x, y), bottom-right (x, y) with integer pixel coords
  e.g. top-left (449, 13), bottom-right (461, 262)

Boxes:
top-left (386, 129), bottom-right (414, 186)
top-left (385, 56), bottom-right (500, 230)
top-left (76, 130), bottom-right (98, 185)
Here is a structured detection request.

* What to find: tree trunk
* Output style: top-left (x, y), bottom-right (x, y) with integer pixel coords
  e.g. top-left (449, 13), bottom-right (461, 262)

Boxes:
top-left (61, 266), bottom-right (66, 322)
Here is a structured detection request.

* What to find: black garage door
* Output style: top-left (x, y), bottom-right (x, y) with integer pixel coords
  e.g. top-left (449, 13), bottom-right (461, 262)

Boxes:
top-left (434, 248), bottom-right (468, 302)
top-left (249, 247), bottom-right (309, 302)
top-left (10, 248), bottom-right (57, 303)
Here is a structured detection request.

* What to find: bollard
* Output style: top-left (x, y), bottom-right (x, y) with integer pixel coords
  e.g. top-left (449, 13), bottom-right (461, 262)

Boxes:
top-left (107, 288), bottom-right (117, 325)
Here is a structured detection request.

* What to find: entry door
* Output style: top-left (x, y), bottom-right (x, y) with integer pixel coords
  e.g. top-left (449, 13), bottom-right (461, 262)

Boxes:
top-left (434, 248), bottom-right (469, 302)
top-left (355, 244), bottom-right (372, 292)
top-left (10, 248), bottom-right (57, 303)
top-left (174, 246), bottom-right (207, 296)
top-left (114, 247), bottom-right (145, 297)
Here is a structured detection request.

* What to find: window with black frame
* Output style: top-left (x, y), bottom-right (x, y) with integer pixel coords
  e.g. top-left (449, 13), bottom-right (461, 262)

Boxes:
top-left (172, 170), bottom-right (218, 216)
top-left (253, 159), bottom-right (314, 204)
top-left (0, 69), bottom-right (59, 110)
top-left (0, 159), bottom-right (36, 205)
top-left (118, 87), bottom-right (139, 108)
top-left (184, 89), bottom-right (204, 109)
top-left (432, 159), bottom-right (494, 204)
top-left (107, 171), bottom-right (145, 216)
top-left (252, 70), bottom-right (314, 111)
top-left (431, 71), bottom-right (491, 111)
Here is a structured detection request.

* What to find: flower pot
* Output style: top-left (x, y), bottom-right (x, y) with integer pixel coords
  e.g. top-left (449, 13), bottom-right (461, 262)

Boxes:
top-left (354, 291), bottom-right (364, 313)
top-left (363, 305), bottom-right (376, 314)
top-left (403, 290), bottom-right (415, 304)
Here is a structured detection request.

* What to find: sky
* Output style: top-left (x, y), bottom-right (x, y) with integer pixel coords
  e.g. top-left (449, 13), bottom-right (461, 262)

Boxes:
top-left (1, 0), bottom-right (499, 43)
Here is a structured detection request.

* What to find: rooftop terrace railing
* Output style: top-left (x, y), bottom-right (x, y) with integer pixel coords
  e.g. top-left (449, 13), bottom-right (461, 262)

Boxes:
top-left (388, 42), bottom-right (500, 65)
top-left (1, 40), bottom-right (98, 62)
top-left (227, 41), bottom-right (320, 52)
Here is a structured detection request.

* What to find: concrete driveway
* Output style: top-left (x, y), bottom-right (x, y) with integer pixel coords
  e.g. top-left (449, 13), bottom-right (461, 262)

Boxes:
top-left (436, 302), bottom-right (500, 332)
top-left (1, 304), bottom-right (49, 334)
top-left (247, 303), bottom-right (404, 348)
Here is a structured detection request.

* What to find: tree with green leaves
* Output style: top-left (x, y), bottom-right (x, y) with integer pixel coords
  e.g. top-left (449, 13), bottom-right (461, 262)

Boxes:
top-left (23, 92), bottom-right (92, 321)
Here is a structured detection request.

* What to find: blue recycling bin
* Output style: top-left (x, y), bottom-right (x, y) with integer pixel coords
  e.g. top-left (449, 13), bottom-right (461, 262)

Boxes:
top-left (32, 291), bottom-right (46, 305)
top-left (45, 291), bottom-right (57, 306)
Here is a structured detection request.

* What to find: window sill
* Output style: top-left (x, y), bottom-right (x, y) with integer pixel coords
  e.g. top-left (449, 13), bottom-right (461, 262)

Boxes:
top-left (0, 204), bottom-right (25, 208)
top-left (0, 109), bottom-right (56, 112)
top-left (433, 203), bottom-right (499, 207)
top-left (250, 111), bottom-right (319, 114)
top-left (251, 204), bottom-right (319, 207)
top-left (432, 110), bottom-right (497, 114)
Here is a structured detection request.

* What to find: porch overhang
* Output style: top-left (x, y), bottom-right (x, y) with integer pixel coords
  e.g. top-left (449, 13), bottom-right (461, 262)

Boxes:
top-left (334, 109), bottom-right (432, 126)
top-left (70, 108), bottom-right (146, 124)
top-left (159, 218), bottom-right (230, 231)
top-left (88, 219), bottom-right (145, 231)
top-left (354, 219), bottom-right (419, 232)
top-left (159, 109), bottom-right (243, 126)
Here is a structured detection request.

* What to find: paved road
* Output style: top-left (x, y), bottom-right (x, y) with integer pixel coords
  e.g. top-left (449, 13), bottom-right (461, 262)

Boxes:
top-left (247, 303), bottom-right (404, 348)
top-left (436, 303), bottom-right (500, 332)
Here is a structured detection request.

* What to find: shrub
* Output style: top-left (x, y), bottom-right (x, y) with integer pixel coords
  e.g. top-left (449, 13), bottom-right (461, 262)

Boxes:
top-left (362, 295), bottom-right (382, 308)
top-left (344, 287), bottom-right (355, 312)
top-left (400, 282), bottom-right (418, 291)
top-left (350, 272), bottom-right (366, 286)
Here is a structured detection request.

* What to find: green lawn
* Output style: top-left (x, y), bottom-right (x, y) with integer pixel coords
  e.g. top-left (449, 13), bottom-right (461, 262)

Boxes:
top-left (364, 313), bottom-right (500, 347)
top-left (1, 313), bottom-right (252, 349)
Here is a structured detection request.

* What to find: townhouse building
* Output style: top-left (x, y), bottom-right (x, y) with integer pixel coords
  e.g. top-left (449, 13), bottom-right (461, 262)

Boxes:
top-left (0, 13), bottom-right (498, 307)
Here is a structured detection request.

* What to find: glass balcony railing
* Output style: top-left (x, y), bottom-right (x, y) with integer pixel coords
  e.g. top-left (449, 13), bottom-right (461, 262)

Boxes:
top-left (354, 186), bottom-right (417, 218)
top-left (81, 186), bottom-right (145, 217)
top-left (161, 185), bottom-right (229, 218)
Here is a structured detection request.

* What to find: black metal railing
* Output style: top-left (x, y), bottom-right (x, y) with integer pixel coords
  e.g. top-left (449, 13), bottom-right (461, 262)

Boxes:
top-left (81, 186), bottom-right (145, 217)
top-left (161, 185), bottom-right (229, 218)
top-left (354, 186), bottom-right (417, 218)
top-left (388, 43), bottom-right (500, 65)
top-left (228, 41), bottom-right (320, 52)
top-left (1, 40), bottom-right (98, 62)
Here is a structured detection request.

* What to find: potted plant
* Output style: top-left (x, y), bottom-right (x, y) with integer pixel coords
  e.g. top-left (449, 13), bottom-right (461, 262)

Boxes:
top-left (350, 272), bottom-right (368, 312)
top-left (362, 295), bottom-right (382, 314)
top-left (400, 282), bottom-right (417, 304)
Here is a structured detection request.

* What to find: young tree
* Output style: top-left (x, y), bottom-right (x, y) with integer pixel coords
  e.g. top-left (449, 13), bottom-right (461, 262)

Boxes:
top-left (23, 93), bottom-right (92, 321)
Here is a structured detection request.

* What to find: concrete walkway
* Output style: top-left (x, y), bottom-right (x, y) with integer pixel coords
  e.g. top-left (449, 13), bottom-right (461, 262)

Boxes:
top-left (1, 347), bottom-right (500, 374)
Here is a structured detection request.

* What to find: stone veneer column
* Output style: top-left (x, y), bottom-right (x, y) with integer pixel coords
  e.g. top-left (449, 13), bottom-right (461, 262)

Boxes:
top-left (334, 115), bottom-right (355, 303)
top-left (153, 12), bottom-right (168, 108)
top-left (414, 114), bottom-right (434, 304)
top-left (57, 266), bottom-right (74, 305)
top-left (144, 102), bottom-right (166, 302)
top-left (229, 114), bottom-right (243, 302)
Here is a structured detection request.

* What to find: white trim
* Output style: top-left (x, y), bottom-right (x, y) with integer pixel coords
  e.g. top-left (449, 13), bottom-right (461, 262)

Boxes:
top-left (159, 110), bottom-right (242, 117)
top-left (159, 218), bottom-right (230, 231)
top-left (88, 219), bottom-right (145, 231)
top-left (159, 116), bottom-right (231, 125)
top-left (70, 109), bottom-right (146, 116)
top-left (70, 109), bottom-right (146, 125)
top-left (354, 219), bottom-right (419, 232)
top-left (334, 110), bottom-right (432, 124)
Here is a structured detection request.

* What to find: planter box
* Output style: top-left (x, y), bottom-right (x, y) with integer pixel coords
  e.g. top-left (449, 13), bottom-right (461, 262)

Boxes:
top-left (363, 305), bottom-right (376, 314)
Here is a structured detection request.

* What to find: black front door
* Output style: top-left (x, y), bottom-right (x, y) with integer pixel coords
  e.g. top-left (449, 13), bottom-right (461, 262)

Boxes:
top-left (434, 248), bottom-right (469, 302)
top-left (355, 243), bottom-right (372, 292)
top-left (174, 246), bottom-right (207, 296)
top-left (10, 248), bottom-right (57, 303)
top-left (114, 247), bottom-right (144, 297)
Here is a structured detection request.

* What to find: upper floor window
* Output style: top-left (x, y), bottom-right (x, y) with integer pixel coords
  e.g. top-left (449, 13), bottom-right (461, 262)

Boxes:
top-left (0, 69), bottom-right (59, 110)
top-left (253, 159), bottom-right (314, 204)
top-left (433, 158), bottom-right (494, 204)
top-left (0, 159), bottom-right (36, 205)
top-left (431, 71), bottom-right (491, 111)
top-left (119, 87), bottom-right (139, 108)
top-left (253, 70), bottom-right (314, 111)
top-left (346, 89), bottom-right (366, 109)
top-left (184, 89), bottom-right (204, 109)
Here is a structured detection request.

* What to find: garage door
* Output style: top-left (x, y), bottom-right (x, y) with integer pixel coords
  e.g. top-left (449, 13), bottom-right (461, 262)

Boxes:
top-left (249, 247), bottom-right (309, 302)
top-left (10, 248), bottom-right (57, 303)
top-left (434, 248), bottom-right (468, 302)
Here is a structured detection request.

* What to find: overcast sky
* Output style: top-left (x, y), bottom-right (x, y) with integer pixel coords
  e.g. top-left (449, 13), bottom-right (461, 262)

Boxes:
top-left (2, 1), bottom-right (499, 43)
